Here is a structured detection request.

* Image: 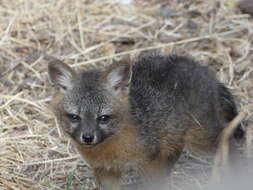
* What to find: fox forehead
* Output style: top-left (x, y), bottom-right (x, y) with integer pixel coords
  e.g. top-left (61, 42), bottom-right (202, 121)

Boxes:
top-left (61, 69), bottom-right (109, 114)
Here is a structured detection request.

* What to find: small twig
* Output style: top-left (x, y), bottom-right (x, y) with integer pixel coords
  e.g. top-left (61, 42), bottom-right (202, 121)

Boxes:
top-left (23, 155), bottom-right (80, 166)
top-left (0, 94), bottom-right (42, 110)
top-left (0, 135), bottom-right (44, 142)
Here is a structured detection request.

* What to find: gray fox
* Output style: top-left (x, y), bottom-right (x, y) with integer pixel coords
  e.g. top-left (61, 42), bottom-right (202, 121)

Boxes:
top-left (48, 54), bottom-right (243, 190)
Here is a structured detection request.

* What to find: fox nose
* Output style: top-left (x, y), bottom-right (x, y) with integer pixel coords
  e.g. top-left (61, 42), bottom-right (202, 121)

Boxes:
top-left (82, 133), bottom-right (94, 144)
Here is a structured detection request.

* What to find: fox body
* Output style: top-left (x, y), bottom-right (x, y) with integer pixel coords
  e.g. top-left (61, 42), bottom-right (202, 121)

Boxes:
top-left (48, 55), bottom-right (242, 190)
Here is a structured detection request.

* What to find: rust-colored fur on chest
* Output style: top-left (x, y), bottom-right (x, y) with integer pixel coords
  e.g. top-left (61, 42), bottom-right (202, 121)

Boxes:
top-left (76, 124), bottom-right (145, 171)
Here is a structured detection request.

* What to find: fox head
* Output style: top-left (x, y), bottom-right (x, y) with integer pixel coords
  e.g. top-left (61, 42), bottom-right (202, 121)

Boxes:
top-left (48, 59), bottom-right (132, 148)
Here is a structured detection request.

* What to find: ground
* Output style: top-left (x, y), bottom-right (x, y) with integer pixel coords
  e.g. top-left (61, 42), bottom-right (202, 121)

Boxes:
top-left (0, 0), bottom-right (253, 190)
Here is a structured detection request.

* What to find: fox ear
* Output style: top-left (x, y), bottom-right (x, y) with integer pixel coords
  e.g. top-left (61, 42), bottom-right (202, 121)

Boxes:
top-left (104, 60), bottom-right (132, 95)
top-left (48, 59), bottom-right (76, 91)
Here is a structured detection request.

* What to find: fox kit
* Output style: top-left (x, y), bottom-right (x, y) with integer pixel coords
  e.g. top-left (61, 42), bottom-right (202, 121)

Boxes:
top-left (48, 54), bottom-right (243, 190)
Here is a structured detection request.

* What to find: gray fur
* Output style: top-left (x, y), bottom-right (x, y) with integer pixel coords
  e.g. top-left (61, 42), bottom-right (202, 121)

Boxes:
top-left (48, 54), bottom-right (242, 190)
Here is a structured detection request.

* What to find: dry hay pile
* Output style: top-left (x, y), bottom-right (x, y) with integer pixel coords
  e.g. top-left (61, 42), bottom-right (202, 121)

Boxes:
top-left (0, 0), bottom-right (252, 189)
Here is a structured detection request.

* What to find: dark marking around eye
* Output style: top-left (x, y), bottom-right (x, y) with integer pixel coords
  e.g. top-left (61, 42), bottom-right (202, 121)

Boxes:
top-left (66, 113), bottom-right (81, 123)
top-left (97, 115), bottom-right (111, 125)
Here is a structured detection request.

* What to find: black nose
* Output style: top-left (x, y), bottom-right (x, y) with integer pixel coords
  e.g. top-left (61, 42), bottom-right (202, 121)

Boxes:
top-left (82, 133), bottom-right (94, 144)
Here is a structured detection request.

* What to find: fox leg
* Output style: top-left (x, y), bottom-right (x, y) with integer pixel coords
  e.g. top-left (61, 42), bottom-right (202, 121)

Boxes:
top-left (138, 148), bottom-right (183, 190)
top-left (93, 169), bottom-right (121, 190)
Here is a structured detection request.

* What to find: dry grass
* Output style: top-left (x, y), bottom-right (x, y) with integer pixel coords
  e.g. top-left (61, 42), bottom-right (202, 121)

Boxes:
top-left (0, 0), bottom-right (253, 189)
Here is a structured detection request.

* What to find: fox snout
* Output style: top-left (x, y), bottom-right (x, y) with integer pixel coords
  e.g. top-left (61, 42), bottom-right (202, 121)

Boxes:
top-left (82, 133), bottom-right (95, 144)
top-left (74, 130), bottom-right (101, 147)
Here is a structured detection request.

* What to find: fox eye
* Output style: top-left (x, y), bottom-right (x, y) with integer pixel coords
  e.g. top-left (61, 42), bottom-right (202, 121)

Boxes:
top-left (97, 115), bottom-right (111, 124)
top-left (66, 113), bottom-right (81, 123)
